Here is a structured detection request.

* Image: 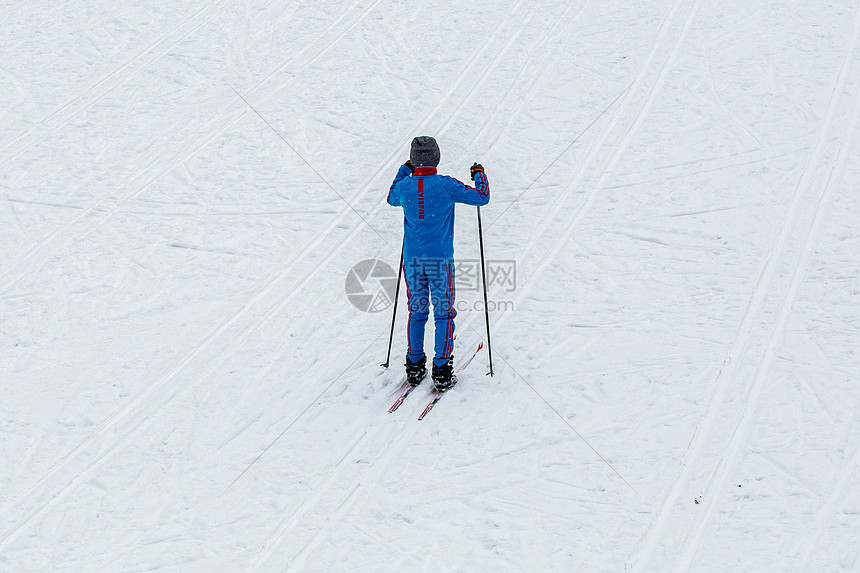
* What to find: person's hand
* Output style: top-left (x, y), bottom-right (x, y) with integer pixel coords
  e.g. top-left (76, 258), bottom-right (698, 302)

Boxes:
top-left (404, 160), bottom-right (415, 173)
top-left (470, 162), bottom-right (484, 181)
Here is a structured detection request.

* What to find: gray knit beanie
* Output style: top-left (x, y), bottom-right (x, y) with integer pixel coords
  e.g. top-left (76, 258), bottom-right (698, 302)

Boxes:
top-left (410, 136), bottom-right (440, 167)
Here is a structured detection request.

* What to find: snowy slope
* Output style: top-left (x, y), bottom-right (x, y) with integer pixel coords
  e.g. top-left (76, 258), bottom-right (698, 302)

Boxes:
top-left (2, 0), bottom-right (859, 571)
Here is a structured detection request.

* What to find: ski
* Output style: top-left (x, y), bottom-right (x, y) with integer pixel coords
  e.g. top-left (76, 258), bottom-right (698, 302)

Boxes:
top-left (388, 380), bottom-right (418, 413)
top-left (417, 342), bottom-right (484, 420)
top-left (417, 378), bottom-right (458, 420)
top-left (388, 341), bottom-right (481, 414)
top-left (387, 367), bottom-right (431, 413)
top-left (455, 341), bottom-right (484, 374)
top-left (388, 342), bottom-right (484, 416)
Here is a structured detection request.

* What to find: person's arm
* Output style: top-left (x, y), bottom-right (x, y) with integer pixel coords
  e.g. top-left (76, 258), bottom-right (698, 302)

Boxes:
top-left (441, 163), bottom-right (489, 206)
top-left (387, 161), bottom-right (414, 206)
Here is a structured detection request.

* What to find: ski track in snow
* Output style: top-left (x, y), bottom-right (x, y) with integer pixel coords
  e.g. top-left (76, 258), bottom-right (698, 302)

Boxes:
top-left (0, 0), bottom-right (377, 296)
top-left (676, 11), bottom-right (860, 570)
top-left (494, 0), bottom-right (702, 310)
top-left (2, 0), bottom-right (860, 571)
top-left (630, 4), bottom-right (860, 570)
top-left (0, 0), bottom-right (239, 163)
top-left (0, 0), bottom-right (395, 546)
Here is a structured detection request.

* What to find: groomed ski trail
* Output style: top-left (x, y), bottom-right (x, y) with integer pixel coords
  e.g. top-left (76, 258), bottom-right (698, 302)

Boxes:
top-left (630, 4), bottom-right (860, 570)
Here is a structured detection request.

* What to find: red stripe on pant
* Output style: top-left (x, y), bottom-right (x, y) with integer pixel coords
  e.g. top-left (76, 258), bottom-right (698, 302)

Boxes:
top-left (403, 264), bottom-right (412, 356)
top-left (444, 264), bottom-right (454, 357)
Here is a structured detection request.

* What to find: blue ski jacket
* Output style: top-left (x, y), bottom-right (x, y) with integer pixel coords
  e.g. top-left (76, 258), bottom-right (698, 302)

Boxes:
top-left (387, 165), bottom-right (490, 261)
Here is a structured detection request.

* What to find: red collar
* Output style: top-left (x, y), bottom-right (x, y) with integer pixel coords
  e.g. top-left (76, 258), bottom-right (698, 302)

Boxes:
top-left (413, 166), bottom-right (437, 176)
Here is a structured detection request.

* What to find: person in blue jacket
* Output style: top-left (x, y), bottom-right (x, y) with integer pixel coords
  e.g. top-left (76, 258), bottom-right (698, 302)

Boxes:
top-left (387, 136), bottom-right (490, 390)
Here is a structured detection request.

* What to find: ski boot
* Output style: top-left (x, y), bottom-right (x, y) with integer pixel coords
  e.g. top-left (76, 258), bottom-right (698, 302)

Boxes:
top-left (432, 355), bottom-right (456, 391)
top-left (405, 355), bottom-right (426, 386)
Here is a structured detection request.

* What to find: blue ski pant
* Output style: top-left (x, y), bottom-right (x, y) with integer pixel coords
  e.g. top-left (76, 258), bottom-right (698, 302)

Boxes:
top-left (403, 259), bottom-right (456, 367)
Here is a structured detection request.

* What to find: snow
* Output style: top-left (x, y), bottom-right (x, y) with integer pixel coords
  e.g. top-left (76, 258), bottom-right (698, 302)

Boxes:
top-left (2, 0), bottom-right (859, 571)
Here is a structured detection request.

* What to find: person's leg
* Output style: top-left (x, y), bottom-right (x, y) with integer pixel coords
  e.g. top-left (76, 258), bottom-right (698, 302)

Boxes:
top-left (430, 262), bottom-right (456, 367)
top-left (404, 261), bottom-right (429, 362)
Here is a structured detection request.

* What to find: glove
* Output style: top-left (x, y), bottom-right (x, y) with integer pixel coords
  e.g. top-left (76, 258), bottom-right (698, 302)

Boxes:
top-left (404, 160), bottom-right (415, 173)
top-left (470, 162), bottom-right (484, 181)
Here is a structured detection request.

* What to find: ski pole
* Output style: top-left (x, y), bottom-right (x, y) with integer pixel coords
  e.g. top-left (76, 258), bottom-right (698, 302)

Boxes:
top-left (382, 239), bottom-right (404, 368)
top-left (477, 206), bottom-right (495, 376)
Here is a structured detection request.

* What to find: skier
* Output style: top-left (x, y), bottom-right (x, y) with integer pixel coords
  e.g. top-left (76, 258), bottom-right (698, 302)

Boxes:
top-left (387, 136), bottom-right (490, 390)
